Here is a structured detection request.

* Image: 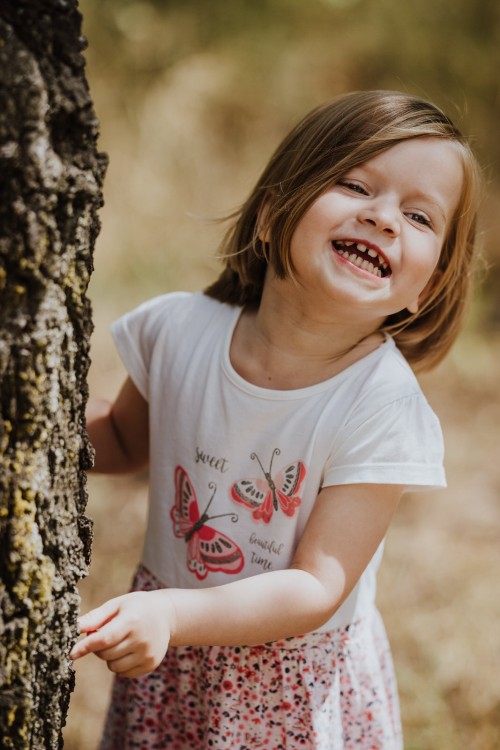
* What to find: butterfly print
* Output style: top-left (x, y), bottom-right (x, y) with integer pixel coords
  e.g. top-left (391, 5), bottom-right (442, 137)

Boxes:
top-left (231, 449), bottom-right (306, 524)
top-left (171, 466), bottom-right (245, 580)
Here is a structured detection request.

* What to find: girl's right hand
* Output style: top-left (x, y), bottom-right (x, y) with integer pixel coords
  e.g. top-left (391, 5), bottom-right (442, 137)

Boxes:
top-left (70, 590), bottom-right (175, 678)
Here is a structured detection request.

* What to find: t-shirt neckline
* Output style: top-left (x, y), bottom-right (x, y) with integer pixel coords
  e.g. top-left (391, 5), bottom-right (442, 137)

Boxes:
top-left (221, 303), bottom-right (395, 400)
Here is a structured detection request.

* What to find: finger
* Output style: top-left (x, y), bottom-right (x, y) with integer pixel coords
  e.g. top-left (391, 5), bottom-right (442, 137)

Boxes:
top-left (70, 618), bottom-right (130, 661)
top-left (77, 597), bottom-right (123, 634)
top-left (106, 652), bottom-right (159, 679)
top-left (95, 637), bottom-right (136, 663)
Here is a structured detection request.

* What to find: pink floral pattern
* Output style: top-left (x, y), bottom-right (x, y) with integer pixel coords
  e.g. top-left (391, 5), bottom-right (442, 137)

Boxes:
top-left (100, 566), bottom-right (403, 749)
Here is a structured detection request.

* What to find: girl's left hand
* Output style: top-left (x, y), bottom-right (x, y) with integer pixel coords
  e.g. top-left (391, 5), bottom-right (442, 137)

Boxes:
top-left (69, 590), bottom-right (174, 678)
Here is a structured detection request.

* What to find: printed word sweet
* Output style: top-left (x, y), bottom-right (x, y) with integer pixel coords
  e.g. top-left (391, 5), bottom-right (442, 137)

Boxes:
top-left (194, 446), bottom-right (229, 474)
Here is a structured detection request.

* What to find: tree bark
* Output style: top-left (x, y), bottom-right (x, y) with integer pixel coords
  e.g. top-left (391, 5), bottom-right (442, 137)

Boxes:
top-left (0, 1), bottom-right (106, 746)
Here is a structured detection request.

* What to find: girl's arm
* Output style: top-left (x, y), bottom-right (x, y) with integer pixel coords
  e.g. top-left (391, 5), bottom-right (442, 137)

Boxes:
top-left (87, 377), bottom-right (149, 473)
top-left (70, 482), bottom-right (402, 677)
top-left (71, 484), bottom-right (402, 677)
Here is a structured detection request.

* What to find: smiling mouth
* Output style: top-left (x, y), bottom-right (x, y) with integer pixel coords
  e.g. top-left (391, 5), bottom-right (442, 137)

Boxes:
top-left (332, 240), bottom-right (392, 278)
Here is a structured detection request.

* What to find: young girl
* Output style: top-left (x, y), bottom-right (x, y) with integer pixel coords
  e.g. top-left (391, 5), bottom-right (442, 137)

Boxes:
top-left (71, 90), bottom-right (480, 749)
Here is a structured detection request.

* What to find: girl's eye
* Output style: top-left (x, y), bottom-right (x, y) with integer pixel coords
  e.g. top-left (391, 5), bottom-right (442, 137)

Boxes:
top-left (338, 180), bottom-right (368, 195)
top-left (406, 211), bottom-right (432, 227)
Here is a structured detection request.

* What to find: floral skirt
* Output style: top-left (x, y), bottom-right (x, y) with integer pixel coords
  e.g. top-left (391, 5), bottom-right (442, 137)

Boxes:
top-left (99, 565), bottom-right (402, 750)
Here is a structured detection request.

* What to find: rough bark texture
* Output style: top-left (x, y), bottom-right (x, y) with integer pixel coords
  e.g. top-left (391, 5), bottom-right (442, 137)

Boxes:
top-left (0, 1), bottom-right (106, 746)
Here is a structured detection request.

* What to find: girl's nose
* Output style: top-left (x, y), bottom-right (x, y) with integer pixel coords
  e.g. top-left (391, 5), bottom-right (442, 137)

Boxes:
top-left (358, 201), bottom-right (400, 237)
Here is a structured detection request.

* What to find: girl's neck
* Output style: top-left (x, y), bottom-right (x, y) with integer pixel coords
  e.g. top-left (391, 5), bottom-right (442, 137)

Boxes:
top-left (230, 278), bottom-right (386, 391)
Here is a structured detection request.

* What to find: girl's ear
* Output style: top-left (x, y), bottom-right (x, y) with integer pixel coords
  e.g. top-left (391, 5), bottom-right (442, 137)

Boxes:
top-left (407, 269), bottom-right (443, 314)
top-left (256, 202), bottom-right (271, 243)
top-left (407, 297), bottom-right (420, 315)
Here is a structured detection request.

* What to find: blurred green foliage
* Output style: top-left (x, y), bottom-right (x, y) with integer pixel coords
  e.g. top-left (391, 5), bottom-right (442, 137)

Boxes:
top-left (81, 0), bottom-right (500, 167)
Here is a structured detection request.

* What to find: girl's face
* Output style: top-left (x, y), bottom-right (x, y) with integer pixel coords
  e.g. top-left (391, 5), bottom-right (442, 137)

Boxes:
top-left (286, 137), bottom-right (463, 322)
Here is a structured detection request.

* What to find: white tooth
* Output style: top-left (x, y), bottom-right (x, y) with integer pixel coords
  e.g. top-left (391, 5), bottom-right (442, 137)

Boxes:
top-left (362, 259), bottom-right (370, 270)
top-left (375, 268), bottom-right (382, 277)
top-left (354, 256), bottom-right (364, 268)
top-left (356, 243), bottom-right (366, 252)
top-left (344, 241), bottom-right (354, 247)
top-left (367, 249), bottom-right (378, 258)
top-left (349, 253), bottom-right (358, 263)
top-left (367, 262), bottom-right (375, 273)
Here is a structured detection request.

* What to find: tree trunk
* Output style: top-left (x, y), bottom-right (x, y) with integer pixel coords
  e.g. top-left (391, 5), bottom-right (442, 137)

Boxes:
top-left (0, 1), bottom-right (106, 746)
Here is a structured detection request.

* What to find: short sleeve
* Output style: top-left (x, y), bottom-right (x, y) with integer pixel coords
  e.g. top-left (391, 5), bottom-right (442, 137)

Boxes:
top-left (323, 393), bottom-right (446, 492)
top-left (111, 292), bottom-right (191, 401)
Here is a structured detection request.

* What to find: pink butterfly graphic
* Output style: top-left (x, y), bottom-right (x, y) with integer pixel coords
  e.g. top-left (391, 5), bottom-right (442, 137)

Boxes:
top-left (171, 466), bottom-right (245, 580)
top-left (231, 449), bottom-right (306, 524)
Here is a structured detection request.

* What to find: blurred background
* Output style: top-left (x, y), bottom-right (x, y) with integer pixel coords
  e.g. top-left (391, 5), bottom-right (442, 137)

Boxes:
top-left (66, 0), bottom-right (500, 747)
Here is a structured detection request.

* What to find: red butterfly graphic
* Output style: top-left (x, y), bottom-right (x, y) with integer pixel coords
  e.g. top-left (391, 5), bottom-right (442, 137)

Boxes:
top-left (231, 449), bottom-right (306, 524)
top-left (171, 466), bottom-right (244, 580)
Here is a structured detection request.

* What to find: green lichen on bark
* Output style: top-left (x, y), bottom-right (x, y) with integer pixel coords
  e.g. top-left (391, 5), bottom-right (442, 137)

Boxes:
top-left (0, 1), bottom-right (106, 747)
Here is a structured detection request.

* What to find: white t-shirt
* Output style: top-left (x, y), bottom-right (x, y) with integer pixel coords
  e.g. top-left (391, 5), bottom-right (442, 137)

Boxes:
top-left (112, 291), bottom-right (445, 630)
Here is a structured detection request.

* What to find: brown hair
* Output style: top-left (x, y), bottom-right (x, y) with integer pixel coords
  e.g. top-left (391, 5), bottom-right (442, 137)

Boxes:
top-left (204, 90), bottom-right (481, 371)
